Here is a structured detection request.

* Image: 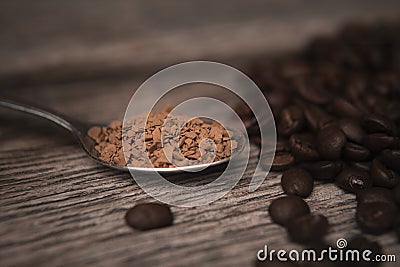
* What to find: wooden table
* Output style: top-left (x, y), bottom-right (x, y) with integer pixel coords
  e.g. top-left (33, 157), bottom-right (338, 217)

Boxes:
top-left (1, 1), bottom-right (400, 266)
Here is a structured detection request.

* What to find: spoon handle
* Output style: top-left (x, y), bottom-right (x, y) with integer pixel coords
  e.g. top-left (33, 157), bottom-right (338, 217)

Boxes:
top-left (0, 97), bottom-right (82, 134)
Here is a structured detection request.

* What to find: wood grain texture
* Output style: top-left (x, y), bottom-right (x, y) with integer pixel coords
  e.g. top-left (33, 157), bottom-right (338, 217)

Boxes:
top-left (0, 77), bottom-right (399, 267)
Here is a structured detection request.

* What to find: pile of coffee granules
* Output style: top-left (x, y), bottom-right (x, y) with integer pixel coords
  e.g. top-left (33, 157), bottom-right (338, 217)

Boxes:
top-left (87, 107), bottom-right (237, 168)
top-left (242, 21), bottom-right (400, 259)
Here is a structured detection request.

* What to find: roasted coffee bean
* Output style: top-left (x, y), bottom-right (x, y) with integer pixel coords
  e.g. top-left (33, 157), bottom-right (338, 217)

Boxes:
top-left (385, 100), bottom-right (400, 123)
top-left (281, 168), bottom-right (314, 197)
top-left (331, 97), bottom-right (363, 119)
top-left (278, 105), bottom-right (305, 136)
top-left (317, 126), bottom-right (347, 160)
top-left (294, 79), bottom-right (333, 105)
top-left (394, 215), bottom-right (400, 243)
top-left (300, 161), bottom-right (343, 180)
top-left (393, 184), bottom-right (400, 205)
top-left (263, 89), bottom-right (290, 116)
top-left (356, 187), bottom-right (396, 206)
top-left (266, 139), bottom-right (294, 171)
top-left (303, 104), bottom-right (335, 131)
top-left (380, 149), bottom-right (400, 173)
top-left (289, 133), bottom-right (320, 161)
top-left (338, 118), bottom-right (365, 144)
top-left (396, 226), bottom-right (400, 243)
top-left (370, 158), bottom-right (400, 188)
top-left (343, 142), bottom-right (371, 161)
top-left (346, 235), bottom-right (382, 267)
top-left (344, 73), bottom-right (366, 98)
top-left (268, 196), bottom-right (310, 226)
top-left (287, 214), bottom-right (329, 243)
top-left (350, 161), bottom-right (371, 172)
top-left (335, 168), bottom-right (372, 193)
top-left (364, 133), bottom-right (395, 152)
top-left (276, 138), bottom-right (290, 152)
top-left (125, 203), bottom-right (173, 230)
top-left (363, 114), bottom-right (394, 135)
top-left (270, 153), bottom-right (295, 171)
top-left (356, 202), bottom-right (397, 235)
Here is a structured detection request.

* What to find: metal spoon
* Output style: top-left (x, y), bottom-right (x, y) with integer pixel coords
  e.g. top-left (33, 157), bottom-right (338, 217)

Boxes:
top-left (0, 97), bottom-right (245, 173)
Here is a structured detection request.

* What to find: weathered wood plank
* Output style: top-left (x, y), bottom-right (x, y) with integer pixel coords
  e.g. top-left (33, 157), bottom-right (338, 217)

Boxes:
top-left (0, 77), bottom-right (399, 267)
top-left (1, 1), bottom-right (400, 265)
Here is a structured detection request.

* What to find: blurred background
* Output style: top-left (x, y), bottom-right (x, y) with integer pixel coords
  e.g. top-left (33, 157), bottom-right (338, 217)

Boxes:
top-left (1, 0), bottom-right (400, 87)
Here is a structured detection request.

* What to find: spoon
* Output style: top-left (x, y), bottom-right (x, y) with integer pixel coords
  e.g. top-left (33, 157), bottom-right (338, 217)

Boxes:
top-left (0, 97), bottom-right (245, 173)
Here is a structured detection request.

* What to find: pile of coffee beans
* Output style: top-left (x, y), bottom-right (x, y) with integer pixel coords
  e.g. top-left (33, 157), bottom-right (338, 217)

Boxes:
top-left (243, 21), bottom-right (400, 260)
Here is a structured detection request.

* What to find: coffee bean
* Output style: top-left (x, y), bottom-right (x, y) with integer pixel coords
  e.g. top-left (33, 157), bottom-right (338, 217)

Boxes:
top-left (281, 168), bottom-right (314, 197)
top-left (356, 187), bottom-right (396, 206)
top-left (397, 226), bottom-right (400, 243)
top-left (356, 202), bottom-right (397, 235)
top-left (346, 235), bottom-right (382, 267)
top-left (335, 168), bottom-right (372, 193)
top-left (268, 196), bottom-right (310, 226)
top-left (370, 158), bottom-right (400, 188)
top-left (294, 79), bottom-right (333, 105)
top-left (125, 203), bottom-right (173, 230)
top-left (393, 184), bottom-right (400, 205)
top-left (287, 214), bottom-right (329, 243)
top-left (338, 118), bottom-right (365, 144)
top-left (270, 153), bottom-right (295, 171)
top-left (266, 139), bottom-right (294, 171)
top-left (300, 161), bottom-right (343, 181)
top-left (350, 161), bottom-right (371, 172)
top-left (278, 105), bottom-right (305, 136)
top-left (394, 215), bottom-right (400, 243)
top-left (344, 73), bottom-right (366, 98)
top-left (289, 133), bottom-right (320, 161)
top-left (263, 87), bottom-right (290, 116)
top-left (353, 99), bottom-right (372, 116)
top-left (331, 97), bottom-right (363, 119)
top-left (303, 104), bottom-right (335, 131)
top-left (343, 142), bottom-right (371, 161)
top-left (385, 101), bottom-right (400, 123)
top-left (364, 133), bottom-right (395, 152)
top-left (363, 114), bottom-right (394, 134)
top-left (263, 89), bottom-right (290, 116)
top-left (317, 126), bottom-right (347, 160)
top-left (380, 149), bottom-right (400, 173)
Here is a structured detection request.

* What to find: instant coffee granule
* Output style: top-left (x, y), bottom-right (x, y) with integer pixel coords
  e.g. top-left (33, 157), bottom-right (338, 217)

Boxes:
top-left (88, 120), bottom-right (125, 166)
top-left (87, 107), bottom-right (237, 168)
